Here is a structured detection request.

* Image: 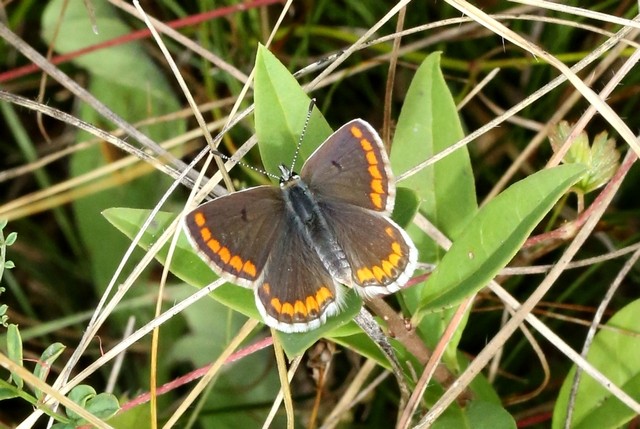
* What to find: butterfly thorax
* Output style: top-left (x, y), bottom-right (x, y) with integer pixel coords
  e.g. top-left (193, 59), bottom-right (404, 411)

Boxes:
top-left (279, 165), bottom-right (351, 282)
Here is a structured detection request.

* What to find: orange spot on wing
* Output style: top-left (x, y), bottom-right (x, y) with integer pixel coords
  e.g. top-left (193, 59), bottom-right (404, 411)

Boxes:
top-left (372, 266), bottom-right (386, 283)
top-left (366, 151), bottom-right (378, 165)
top-left (270, 297), bottom-right (281, 313)
top-left (194, 212), bottom-right (206, 227)
top-left (369, 165), bottom-right (382, 179)
top-left (306, 296), bottom-right (319, 315)
top-left (351, 125), bottom-right (363, 138)
top-left (262, 283), bottom-right (271, 295)
top-left (370, 193), bottom-right (383, 209)
top-left (392, 242), bottom-right (402, 255)
top-left (382, 260), bottom-right (395, 277)
top-left (360, 138), bottom-right (373, 151)
top-left (200, 227), bottom-right (212, 241)
top-left (315, 286), bottom-right (333, 308)
top-left (207, 239), bottom-right (221, 253)
top-left (371, 179), bottom-right (384, 194)
top-left (294, 300), bottom-right (308, 318)
top-left (389, 253), bottom-right (401, 266)
top-left (218, 247), bottom-right (231, 264)
top-left (243, 260), bottom-right (257, 277)
top-left (230, 255), bottom-right (243, 272)
top-left (281, 302), bottom-right (294, 319)
top-left (357, 267), bottom-right (375, 283)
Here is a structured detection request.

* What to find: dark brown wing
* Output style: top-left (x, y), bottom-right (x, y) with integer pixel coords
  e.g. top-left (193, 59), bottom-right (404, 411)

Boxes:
top-left (183, 185), bottom-right (285, 288)
top-left (319, 201), bottom-right (417, 298)
top-left (301, 119), bottom-right (395, 214)
top-left (254, 217), bottom-right (343, 333)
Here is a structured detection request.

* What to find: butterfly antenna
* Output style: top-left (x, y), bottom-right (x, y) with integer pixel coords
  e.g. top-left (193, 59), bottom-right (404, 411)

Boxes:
top-left (208, 148), bottom-right (280, 181)
top-left (290, 98), bottom-right (316, 172)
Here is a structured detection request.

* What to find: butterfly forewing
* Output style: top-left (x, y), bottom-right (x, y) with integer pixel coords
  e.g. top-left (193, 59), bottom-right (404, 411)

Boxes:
top-left (184, 186), bottom-right (286, 287)
top-left (301, 119), bottom-right (395, 214)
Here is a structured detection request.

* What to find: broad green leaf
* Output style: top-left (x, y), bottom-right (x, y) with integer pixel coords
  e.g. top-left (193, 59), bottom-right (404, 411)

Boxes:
top-left (106, 402), bottom-right (151, 429)
top-left (419, 164), bottom-right (586, 314)
top-left (552, 299), bottom-right (640, 429)
top-left (391, 52), bottom-right (477, 263)
top-left (42, 1), bottom-right (173, 98)
top-left (391, 53), bottom-right (477, 369)
top-left (393, 187), bottom-right (420, 229)
top-left (427, 355), bottom-right (508, 428)
top-left (7, 324), bottom-right (23, 389)
top-left (466, 400), bottom-right (516, 429)
top-left (51, 424), bottom-right (75, 429)
top-left (254, 44), bottom-right (332, 177)
top-left (432, 400), bottom-right (515, 429)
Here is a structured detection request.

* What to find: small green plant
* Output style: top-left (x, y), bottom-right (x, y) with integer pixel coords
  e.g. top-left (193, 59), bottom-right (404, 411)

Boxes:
top-left (0, 221), bottom-right (120, 426)
top-left (550, 121), bottom-right (621, 212)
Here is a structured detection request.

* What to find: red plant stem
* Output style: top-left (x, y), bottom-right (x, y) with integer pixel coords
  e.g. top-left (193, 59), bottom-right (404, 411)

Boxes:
top-left (524, 149), bottom-right (638, 248)
top-left (119, 335), bottom-right (273, 412)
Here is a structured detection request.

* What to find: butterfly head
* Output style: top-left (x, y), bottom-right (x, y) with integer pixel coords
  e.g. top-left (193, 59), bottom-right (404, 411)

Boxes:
top-left (278, 164), bottom-right (299, 187)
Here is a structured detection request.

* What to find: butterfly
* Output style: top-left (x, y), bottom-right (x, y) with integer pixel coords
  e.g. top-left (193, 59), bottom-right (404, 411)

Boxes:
top-left (184, 119), bottom-right (417, 333)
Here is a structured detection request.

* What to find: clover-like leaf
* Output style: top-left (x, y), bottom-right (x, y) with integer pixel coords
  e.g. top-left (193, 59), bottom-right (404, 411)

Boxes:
top-left (549, 121), bottom-right (620, 193)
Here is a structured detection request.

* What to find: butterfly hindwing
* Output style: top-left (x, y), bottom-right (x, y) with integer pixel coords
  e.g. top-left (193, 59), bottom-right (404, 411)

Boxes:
top-left (318, 200), bottom-right (418, 297)
top-left (255, 213), bottom-right (341, 333)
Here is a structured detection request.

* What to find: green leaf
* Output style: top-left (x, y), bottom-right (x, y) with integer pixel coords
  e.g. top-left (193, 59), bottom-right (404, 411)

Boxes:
top-left (393, 187), bottom-right (420, 229)
top-left (42, 1), bottom-right (173, 98)
top-left (390, 52), bottom-right (477, 368)
top-left (549, 121), bottom-right (620, 193)
top-left (552, 299), bottom-right (640, 429)
top-left (465, 400), bottom-right (516, 429)
top-left (5, 231), bottom-right (17, 246)
top-left (66, 385), bottom-right (96, 421)
top-left (106, 402), bottom-right (151, 429)
top-left (432, 400), bottom-right (515, 429)
top-left (391, 52), bottom-right (477, 263)
top-left (418, 164), bottom-right (586, 314)
top-left (7, 324), bottom-right (23, 389)
top-left (85, 392), bottom-right (120, 421)
top-left (51, 423), bottom-right (75, 429)
top-left (34, 342), bottom-right (66, 400)
top-left (254, 44), bottom-right (332, 176)
top-left (0, 386), bottom-right (19, 400)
